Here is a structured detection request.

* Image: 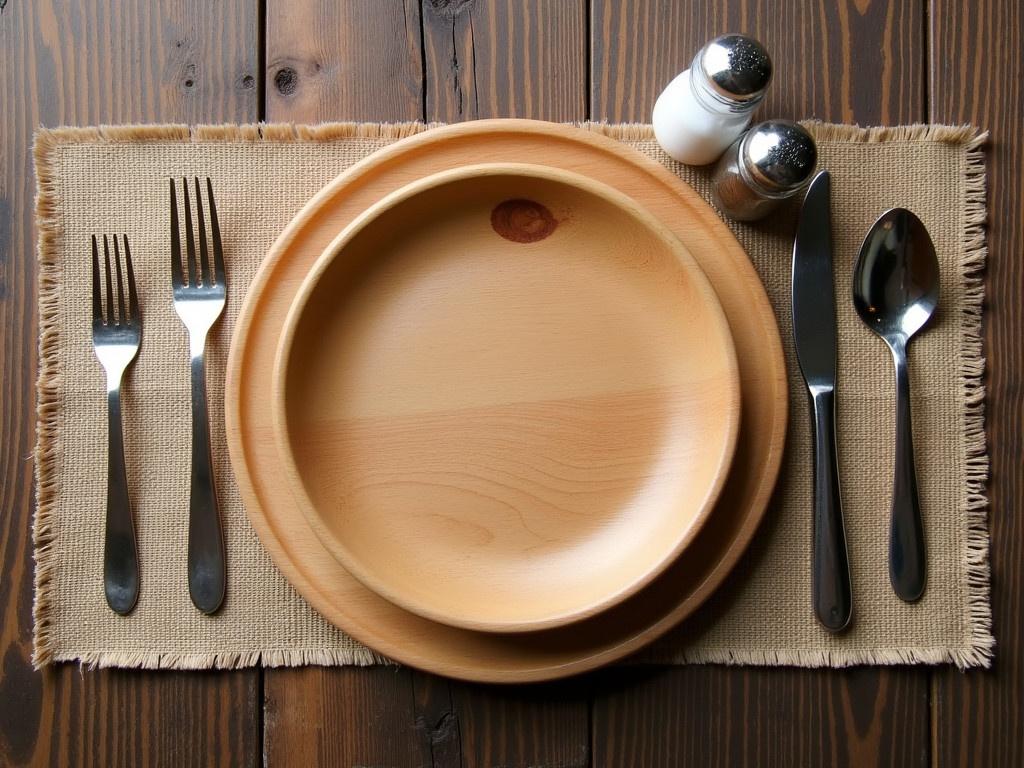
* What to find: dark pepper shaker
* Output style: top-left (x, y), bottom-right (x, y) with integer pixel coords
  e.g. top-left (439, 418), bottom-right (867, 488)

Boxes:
top-left (710, 120), bottom-right (818, 221)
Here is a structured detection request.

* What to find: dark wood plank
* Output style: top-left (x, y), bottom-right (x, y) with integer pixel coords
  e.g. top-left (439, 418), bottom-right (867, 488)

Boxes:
top-left (266, 0), bottom-right (423, 123)
top-left (930, 1), bottom-right (1024, 765)
top-left (33, 670), bottom-right (259, 767)
top-left (262, 3), bottom-right (434, 763)
top-left (0, 1), bottom-right (260, 765)
top-left (264, 668), bottom-right (594, 768)
top-left (591, 0), bottom-right (924, 124)
top-left (261, 3), bottom-right (590, 765)
top-left (592, 666), bottom-right (929, 768)
top-left (265, 667), bottom-right (432, 767)
top-left (262, 2), bottom-right (437, 761)
top-left (588, 2), bottom-right (932, 766)
top-left (421, 0), bottom-right (587, 121)
top-left (445, 677), bottom-right (590, 767)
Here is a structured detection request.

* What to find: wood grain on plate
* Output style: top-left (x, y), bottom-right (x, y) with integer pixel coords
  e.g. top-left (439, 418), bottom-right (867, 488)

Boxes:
top-left (225, 119), bottom-right (787, 681)
top-left (272, 162), bottom-right (740, 633)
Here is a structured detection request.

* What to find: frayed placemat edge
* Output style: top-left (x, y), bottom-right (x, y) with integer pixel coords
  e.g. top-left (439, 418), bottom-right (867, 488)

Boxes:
top-left (32, 128), bottom-right (66, 668)
top-left (958, 129), bottom-right (994, 669)
top-left (60, 647), bottom-right (392, 671)
top-left (639, 643), bottom-right (991, 668)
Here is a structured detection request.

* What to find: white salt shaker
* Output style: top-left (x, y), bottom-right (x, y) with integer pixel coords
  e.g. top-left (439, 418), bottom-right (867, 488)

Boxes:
top-left (652, 34), bottom-right (773, 166)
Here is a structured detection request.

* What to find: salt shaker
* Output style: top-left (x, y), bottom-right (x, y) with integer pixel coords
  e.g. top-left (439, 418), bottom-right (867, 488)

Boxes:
top-left (652, 34), bottom-right (773, 166)
top-left (710, 120), bottom-right (818, 222)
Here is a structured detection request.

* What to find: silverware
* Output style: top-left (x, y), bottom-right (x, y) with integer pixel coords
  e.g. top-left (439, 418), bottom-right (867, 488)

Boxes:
top-left (171, 177), bottom-right (227, 614)
top-left (91, 234), bottom-right (142, 615)
top-left (792, 170), bottom-right (853, 632)
top-left (853, 208), bottom-right (939, 602)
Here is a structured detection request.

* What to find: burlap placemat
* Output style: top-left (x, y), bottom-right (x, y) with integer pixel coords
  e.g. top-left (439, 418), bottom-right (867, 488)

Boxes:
top-left (32, 121), bottom-right (992, 670)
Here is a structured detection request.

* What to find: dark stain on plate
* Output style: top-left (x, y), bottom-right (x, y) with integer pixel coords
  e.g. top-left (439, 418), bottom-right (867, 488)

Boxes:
top-left (490, 199), bottom-right (558, 243)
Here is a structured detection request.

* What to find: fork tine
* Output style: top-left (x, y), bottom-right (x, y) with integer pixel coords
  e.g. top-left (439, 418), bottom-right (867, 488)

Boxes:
top-left (112, 234), bottom-right (127, 324)
top-left (103, 235), bottom-right (115, 325)
top-left (123, 235), bottom-right (139, 322)
top-left (91, 235), bottom-right (103, 324)
top-left (182, 177), bottom-right (197, 287)
top-left (170, 178), bottom-right (184, 288)
top-left (193, 177), bottom-right (211, 286)
top-left (206, 178), bottom-right (225, 287)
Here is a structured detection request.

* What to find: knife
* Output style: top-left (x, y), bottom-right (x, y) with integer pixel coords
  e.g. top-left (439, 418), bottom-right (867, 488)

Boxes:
top-left (792, 170), bottom-right (853, 632)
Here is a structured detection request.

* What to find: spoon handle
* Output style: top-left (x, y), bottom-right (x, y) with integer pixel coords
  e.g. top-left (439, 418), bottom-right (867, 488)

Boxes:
top-left (809, 388), bottom-right (853, 631)
top-left (890, 340), bottom-right (926, 601)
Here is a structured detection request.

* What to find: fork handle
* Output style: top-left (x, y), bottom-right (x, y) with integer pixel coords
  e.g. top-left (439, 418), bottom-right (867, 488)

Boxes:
top-left (105, 384), bottom-right (140, 615)
top-left (187, 348), bottom-right (226, 614)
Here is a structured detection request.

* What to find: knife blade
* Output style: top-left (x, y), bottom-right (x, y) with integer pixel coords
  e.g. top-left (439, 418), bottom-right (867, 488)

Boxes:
top-left (792, 170), bottom-right (853, 632)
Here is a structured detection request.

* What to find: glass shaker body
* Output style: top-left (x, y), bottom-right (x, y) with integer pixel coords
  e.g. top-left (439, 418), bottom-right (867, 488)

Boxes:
top-left (653, 68), bottom-right (754, 166)
top-left (710, 121), bottom-right (818, 222)
top-left (710, 136), bottom-right (784, 221)
top-left (652, 34), bottom-right (772, 166)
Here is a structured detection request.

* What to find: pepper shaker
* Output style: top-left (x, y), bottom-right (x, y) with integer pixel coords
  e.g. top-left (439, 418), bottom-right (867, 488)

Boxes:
top-left (710, 120), bottom-right (818, 221)
top-left (652, 34), bottom-right (773, 166)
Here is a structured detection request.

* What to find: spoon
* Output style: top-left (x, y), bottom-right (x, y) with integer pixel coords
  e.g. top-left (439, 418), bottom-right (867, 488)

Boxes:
top-left (852, 208), bottom-right (939, 602)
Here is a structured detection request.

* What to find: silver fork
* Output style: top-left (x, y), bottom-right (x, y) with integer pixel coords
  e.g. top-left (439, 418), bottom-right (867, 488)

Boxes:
top-left (92, 234), bottom-right (141, 615)
top-left (171, 177), bottom-right (226, 614)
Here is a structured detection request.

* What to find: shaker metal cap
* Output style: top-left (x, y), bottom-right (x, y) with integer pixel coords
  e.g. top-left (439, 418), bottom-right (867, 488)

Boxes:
top-left (697, 34), bottom-right (773, 106)
top-left (740, 120), bottom-right (818, 194)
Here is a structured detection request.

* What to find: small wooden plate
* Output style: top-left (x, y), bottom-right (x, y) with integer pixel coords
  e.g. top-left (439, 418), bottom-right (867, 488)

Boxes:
top-left (272, 163), bottom-right (741, 633)
top-left (226, 120), bottom-right (788, 682)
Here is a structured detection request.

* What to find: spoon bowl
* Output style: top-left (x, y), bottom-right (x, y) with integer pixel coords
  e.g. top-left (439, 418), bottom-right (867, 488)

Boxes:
top-left (853, 209), bottom-right (939, 340)
top-left (853, 208), bottom-right (939, 603)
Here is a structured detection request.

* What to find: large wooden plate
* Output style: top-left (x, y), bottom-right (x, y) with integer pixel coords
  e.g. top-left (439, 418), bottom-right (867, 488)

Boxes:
top-left (272, 163), bottom-right (741, 633)
top-left (226, 119), bottom-right (788, 682)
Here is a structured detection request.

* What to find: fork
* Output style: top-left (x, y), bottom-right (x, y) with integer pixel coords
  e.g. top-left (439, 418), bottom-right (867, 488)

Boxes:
top-left (92, 234), bottom-right (141, 615)
top-left (171, 177), bottom-right (227, 614)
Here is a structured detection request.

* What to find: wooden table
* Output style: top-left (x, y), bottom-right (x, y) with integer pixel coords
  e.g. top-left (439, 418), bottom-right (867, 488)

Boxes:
top-left (1, 2), bottom-right (1020, 765)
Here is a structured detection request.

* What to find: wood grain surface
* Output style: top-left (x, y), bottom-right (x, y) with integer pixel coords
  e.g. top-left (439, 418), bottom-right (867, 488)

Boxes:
top-left (590, 0), bottom-right (924, 124)
top-left (1, 0), bottom-right (1019, 765)
top-left (930, 1), bottom-right (1024, 766)
top-left (421, 0), bottom-right (586, 121)
top-left (0, 1), bottom-right (261, 766)
top-left (266, 0), bottom-right (423, 123)
top-left (592, 666), bottom-right (930, 767)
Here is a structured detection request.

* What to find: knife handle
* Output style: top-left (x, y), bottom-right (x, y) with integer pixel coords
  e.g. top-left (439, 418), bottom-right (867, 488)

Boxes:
top-left (809, 388), bottom-right (852, 632)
